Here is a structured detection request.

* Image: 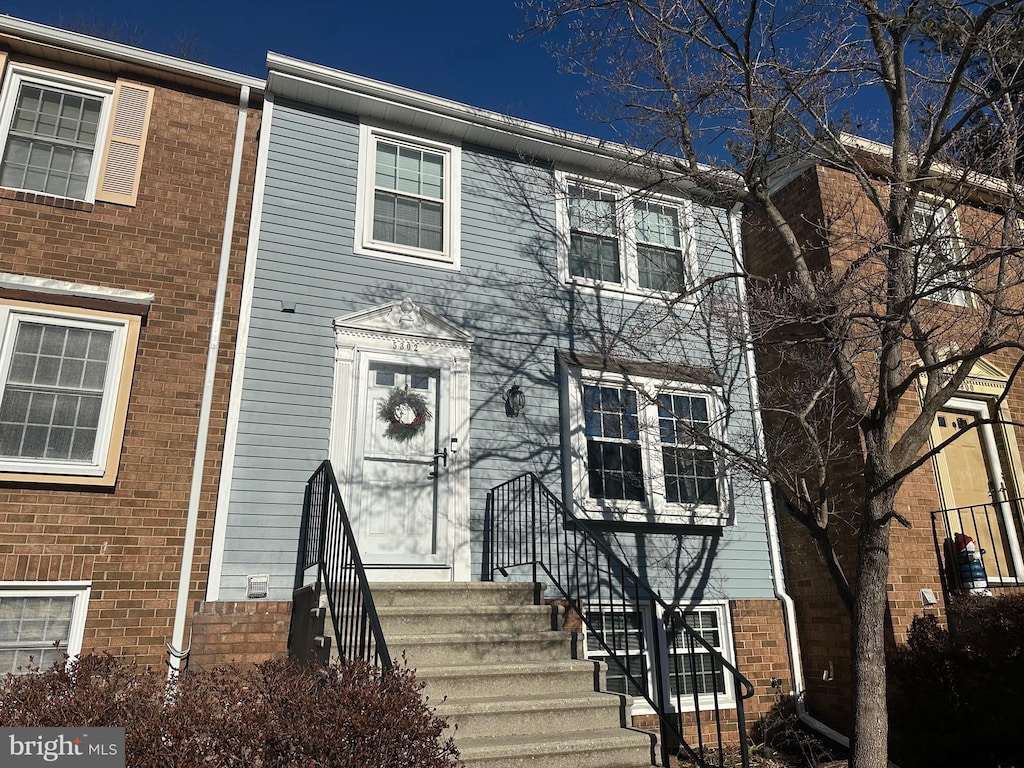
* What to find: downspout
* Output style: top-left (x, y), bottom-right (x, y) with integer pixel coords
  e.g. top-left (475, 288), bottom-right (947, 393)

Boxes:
top-left (168, 85), bottom-right (250, 675)
top-left (728, 203), bottom-right (850, 749)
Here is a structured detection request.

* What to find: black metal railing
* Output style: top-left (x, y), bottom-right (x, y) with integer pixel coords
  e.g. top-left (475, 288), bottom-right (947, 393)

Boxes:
top-left (486, 472), bottom-right (754, 768)
top-left (931, 497), bottom-right (1024, 596)
top-left (294, 460), bottom-right (392, 670)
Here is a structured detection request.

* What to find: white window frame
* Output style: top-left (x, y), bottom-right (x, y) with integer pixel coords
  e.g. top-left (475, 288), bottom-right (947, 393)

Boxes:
top-left (355, 123), bottom-right (462, 270)
top-left (912, 198), bottom-right (971, 307)
top-left (555, 172), bottom-right (693, 300)
top-left (563, 366), bottom-right (731, 525)
top-left (0, 582), bottom-right (91, 673)
top-left (0, 65), bottom-right (115, 203)
top-left (0, 303), bottom-right (131, 478)
top-left (583, 601), bottom-right (736, 715)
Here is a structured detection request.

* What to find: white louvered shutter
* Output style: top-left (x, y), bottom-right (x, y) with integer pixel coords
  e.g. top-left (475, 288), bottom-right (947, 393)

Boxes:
top-left (96, 80), bottom-right (154, 206)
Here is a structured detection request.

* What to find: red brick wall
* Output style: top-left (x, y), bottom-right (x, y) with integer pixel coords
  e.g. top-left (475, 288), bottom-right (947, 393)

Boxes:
top-left (0, 51), bottom-right (261, 666)
top-left (745, 162), bottom-right (1024, 734)
top-left (188, 600), bottom-right (292, 669)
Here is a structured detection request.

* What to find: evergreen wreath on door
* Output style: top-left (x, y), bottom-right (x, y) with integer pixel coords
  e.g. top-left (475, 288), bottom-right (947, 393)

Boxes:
top-left (377, 386), bottom-right (432, 442)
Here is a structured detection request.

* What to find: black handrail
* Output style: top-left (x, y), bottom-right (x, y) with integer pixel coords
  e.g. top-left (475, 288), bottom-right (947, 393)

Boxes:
top-left (931, 497), bottom-right (1024, 596)
top-left (295, 460), bottom-right (392, 670)
top-left (486, 472), bottom-right (754, 768)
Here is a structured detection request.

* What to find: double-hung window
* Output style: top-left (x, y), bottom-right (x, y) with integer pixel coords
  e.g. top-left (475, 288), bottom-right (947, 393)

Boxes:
top-left (0, 297), bottom-right (142, 484)
top-left (635, 201), bottom-right (686, 291)
top-left (565, 364), bottom-right (728, 524)
top-left (0, 583), bottom-right (90, 674)
top-left (559, 175), bottom-right (690, 297)
top-left (356, 124), bottom-right (461, 268)
top-left (583, 603), bottom-right (735, 713)
top-left (569, 183), bottom-right (621, 282)
top-left (0, 63), bottom-right (154, 206)
top-left (583, 384), bottom-right (645, 502)
top-left (911, 201), bottom-right (969, 306)
top-left (0, 75), bottom-right (107, 200)
top-left (666, 606), bottom-right (729, 701)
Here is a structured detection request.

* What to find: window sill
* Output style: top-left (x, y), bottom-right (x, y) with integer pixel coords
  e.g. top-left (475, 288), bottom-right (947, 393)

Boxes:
top-left (628, 698), bottom-right (738, 717)
top-left (576, 502), bottom-right (731, 527)
top-left (0, 468), bottom-right (117, 487)
top-left (0, 187), bottom-right (94, 212)
top-left (563, 277), bottom-right (690, 304)
top-left (354, 241), bottom-right (460, 272)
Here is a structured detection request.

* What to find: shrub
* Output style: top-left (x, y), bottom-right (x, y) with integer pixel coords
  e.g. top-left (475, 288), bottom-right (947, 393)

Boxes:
top-left (0, 654), bottom-right (459, 768)
top-left (889, 593), bottom-right (1024, 768)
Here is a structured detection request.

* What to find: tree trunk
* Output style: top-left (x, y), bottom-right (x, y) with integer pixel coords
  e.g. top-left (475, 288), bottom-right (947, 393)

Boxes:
top-left (849, 475), bottom-right (894, 768)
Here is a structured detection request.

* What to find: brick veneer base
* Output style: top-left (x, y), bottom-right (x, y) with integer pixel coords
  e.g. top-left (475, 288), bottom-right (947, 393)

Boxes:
top-left (188, 600), bottom-right (291, 668)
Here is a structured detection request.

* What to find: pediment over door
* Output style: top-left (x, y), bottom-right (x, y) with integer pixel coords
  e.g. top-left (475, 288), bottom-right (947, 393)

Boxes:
top-left (334, 297), bottom-right (474, 347)
top-left (960, 357), bottom-right (1010, 396)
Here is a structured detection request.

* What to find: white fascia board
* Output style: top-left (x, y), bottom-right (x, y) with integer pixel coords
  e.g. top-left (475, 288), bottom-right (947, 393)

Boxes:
top-left (0, 272), bottom-right (155, 307)
top-left (0, 15), bottom-right (264, 95)
top-left (265, 52), bottom-right (741, 194)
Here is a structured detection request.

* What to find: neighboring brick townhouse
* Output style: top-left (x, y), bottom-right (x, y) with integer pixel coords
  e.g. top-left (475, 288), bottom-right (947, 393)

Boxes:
top-left (743, 140), bottom-right (1024, 733)
top-left (0, 18), bottom-right (263, 672)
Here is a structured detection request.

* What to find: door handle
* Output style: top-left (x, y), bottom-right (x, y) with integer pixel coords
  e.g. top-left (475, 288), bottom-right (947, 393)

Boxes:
top-left (428, 447), bottom-right (448, 478)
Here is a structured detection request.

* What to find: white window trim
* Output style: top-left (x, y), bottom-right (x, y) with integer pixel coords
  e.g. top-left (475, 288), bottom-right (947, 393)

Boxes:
top-left (0, 65), bottom-right (115, 203)
top-left (912, 197), bottom-right (971, 307)
top-left (555, 171), bottom-right (694, 301)
top-left (0, 581), bottom-right (91, 669)
top-left (563, 366), bottom-right (732, 525)
top-left (0, 303), bottom-right (131, 478)
top-left (354, 122), bottom-right (462, 270)
top-left (583, 601), bottom-right (737, 715)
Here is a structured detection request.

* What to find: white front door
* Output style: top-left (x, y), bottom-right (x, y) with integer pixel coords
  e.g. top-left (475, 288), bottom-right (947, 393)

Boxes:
top-left (356, 363), bottom-right (448, 565)
top-left (331, 298), bottom-right (473, 582)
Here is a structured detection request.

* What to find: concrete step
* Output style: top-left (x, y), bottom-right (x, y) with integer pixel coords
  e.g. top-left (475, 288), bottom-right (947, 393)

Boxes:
top-left (456, 728), bottom-right (655, 768)
top-left (388, 630), bottom-right (573, 667)
top-left (377, 603), bottom-right (557, 635)
top-left (369, 581), bottom-right (539, 608)
top-left (413, 659), bottom-right (604, 700)
top-left (435, 691), bottom-right (630, 739)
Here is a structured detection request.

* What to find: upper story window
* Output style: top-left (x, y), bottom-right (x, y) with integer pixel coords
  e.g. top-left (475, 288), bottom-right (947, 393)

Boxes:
top-left (0, 69), bottom-right (111, 201)
top-left (0, 297), bottom-right (143, 485)
top-left (558, 174), bottom-right (690, 298)
top-left (0, 62), bottom-right (154, 206)
top-left (635, 201), bottom-right (685, 291)
top-left (912, 201), bottom-right (970, 306)
top-left (563, 362), bottom-right (729, 525)
top-left (356, 124), bottom-right (461, 269)
top-left (569, 184), bottom-right (621, 282)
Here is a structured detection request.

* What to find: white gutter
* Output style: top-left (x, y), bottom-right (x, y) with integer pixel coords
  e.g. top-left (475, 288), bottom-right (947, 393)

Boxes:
top-left (728, 203), bottom-right (851, 750)
top-left (168, 85), bottom-right (251, 675)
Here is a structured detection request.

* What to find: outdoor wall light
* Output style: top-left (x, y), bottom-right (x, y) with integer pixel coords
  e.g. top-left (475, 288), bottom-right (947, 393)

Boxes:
top-left (504, 383), bottom-right (526, 416)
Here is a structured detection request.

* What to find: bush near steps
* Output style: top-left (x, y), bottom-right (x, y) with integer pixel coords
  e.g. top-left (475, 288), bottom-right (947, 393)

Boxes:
top-left (0, 653), bottom-right (459, 768)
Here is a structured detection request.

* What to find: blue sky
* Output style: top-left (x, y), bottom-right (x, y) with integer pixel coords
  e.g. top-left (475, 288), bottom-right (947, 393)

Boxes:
top-left (0, 1), bottom-right (607, 138)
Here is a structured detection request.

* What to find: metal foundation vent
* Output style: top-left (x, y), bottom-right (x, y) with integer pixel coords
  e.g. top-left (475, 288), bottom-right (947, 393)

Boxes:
top-left (246, 574), bottom-right (269, 599)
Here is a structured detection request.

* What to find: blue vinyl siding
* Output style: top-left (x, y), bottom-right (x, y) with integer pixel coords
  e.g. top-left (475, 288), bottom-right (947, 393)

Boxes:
top-left (216, 98), bottom-right (776, 604)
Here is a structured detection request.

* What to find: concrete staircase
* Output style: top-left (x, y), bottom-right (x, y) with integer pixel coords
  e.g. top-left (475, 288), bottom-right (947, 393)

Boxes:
top-left (371, 582), bottom-right (656, 768)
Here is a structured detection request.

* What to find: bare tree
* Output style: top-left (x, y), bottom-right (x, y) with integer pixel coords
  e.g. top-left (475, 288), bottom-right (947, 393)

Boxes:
top-left (522, 2), bottom-right (1024, 767)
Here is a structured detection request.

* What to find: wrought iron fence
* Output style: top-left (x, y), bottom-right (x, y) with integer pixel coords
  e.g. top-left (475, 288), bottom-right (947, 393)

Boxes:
top-left (294, 460), bottom-right (392, 670)
top-left (931, 497), bottom-right (1024, 595)
top-left (486, 472), bottom-right (753, 768)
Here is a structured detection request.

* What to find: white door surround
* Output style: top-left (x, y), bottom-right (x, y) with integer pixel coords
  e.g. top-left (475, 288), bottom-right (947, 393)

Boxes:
top-left (330, 298), bottom-right (472, 581)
